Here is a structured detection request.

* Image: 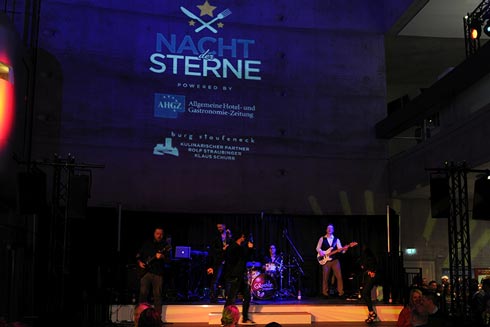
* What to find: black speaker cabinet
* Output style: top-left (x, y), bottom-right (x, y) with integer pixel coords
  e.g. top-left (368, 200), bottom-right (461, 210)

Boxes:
top-left (430, 175), bottom-right (450, 218)
top-left (473, 177), bottom-right (490, 220)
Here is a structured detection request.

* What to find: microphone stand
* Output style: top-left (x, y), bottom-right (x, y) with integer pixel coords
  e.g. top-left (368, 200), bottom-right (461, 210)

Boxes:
top-left (283, 229), bottom-right (305, 299)
top-left (283, 229), bottom-right (304, 265)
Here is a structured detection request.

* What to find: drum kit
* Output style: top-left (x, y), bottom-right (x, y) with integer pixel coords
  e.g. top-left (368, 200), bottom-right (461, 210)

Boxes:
top-left (246, 257), bottom-right (297, 300)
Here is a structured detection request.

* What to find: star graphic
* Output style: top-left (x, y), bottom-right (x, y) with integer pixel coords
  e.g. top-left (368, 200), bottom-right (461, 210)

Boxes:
top-left (189, 20), bottom-right (196, 26)
top-left (197, 0), bottom-right (216, 17)
top-left (217, 22), bottom-right (224, 28)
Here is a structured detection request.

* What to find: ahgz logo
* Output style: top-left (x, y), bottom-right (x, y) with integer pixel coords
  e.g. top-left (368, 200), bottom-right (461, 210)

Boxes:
top-left (154, 93), bottom-right (185, 118)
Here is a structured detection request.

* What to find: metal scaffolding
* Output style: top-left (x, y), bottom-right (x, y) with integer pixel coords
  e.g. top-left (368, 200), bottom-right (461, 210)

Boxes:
top-left (427, 161), bottom-right (490, 320)
top-left (446, 162), bottom-right (472, 319)
top-left (22, 154), bottom-right (105, 313)
top-left (464, 0), bottom-right (490, 57)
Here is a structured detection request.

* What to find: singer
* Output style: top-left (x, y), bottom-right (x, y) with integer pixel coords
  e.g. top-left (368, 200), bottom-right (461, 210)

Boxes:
top-left (223, 230), bottom-right (256, 325)
top-left (207, 223), bottom-right (232, 303)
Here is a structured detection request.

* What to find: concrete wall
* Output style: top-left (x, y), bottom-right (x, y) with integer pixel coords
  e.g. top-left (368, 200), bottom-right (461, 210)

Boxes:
top-left (25, 1), bottom-right (399, 214)
top-left (388, 69), bottom-right (490, 275)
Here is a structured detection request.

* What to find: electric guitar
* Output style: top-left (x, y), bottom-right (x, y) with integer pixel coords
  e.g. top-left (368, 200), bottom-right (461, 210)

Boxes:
top-left (137, 245), bottom-right (172, 279)
top-left (317, 242), bottom-right (358, 265)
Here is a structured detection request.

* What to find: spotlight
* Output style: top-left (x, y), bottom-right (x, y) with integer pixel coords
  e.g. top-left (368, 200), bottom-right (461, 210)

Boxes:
top-left (468, 19), bottom-right (482, 39)
top-left (484, 20), bottom-right (490, 37)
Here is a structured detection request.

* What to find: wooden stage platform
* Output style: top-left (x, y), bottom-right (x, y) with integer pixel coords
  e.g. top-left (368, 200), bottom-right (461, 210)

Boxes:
top-left (109, 297), bottom-right (403, 325)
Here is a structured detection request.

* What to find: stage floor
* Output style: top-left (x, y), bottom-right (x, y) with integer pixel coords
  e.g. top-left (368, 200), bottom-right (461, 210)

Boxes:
top-left (109, 295), bottom-right (403, 325)
top-left (111, 323), bottom-right (398, 327)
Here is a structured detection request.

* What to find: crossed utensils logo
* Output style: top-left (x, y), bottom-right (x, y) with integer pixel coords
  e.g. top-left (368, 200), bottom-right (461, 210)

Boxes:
top-left (180, 3), bottom-right (232, 34)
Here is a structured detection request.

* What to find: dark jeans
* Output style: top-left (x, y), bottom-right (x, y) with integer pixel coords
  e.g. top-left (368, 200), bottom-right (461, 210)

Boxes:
top-left (225, 276), bottom-right (251, 320)
top-left (210, 263), bottom-right (224, 301)
top-left (362, 272), bottom-right (376, 312)
top-left (139, 272), bottom-right (163, 316)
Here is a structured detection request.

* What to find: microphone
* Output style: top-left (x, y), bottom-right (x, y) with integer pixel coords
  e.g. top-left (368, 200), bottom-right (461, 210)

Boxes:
top-left (249, 233), bottom-right (254, 243)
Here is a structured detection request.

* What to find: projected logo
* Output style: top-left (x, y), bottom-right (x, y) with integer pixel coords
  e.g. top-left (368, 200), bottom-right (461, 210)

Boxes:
top-left (153, 131), bottom-right (254, 161)
top-left (154, 93), bottom-right (185, 118)
top-left (180, 1), bottom-right (232, 34)
top-left (149, 1), bottom-right (261, 81)
top-left (153, 137), bottom-right (179, 157)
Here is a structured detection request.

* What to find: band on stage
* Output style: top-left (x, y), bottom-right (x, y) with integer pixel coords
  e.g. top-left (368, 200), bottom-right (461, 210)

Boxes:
top-left (132, 224), bottom-right (366, 308)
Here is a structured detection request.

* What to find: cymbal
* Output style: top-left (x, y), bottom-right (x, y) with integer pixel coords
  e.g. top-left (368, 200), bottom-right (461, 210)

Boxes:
top-left (246, 261), bottom-right (261, 269)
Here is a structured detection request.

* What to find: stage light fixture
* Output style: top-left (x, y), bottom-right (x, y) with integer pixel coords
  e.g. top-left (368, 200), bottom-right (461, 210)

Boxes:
top-left (484, 20), bottom-right (490, 37)
top-left (468, 19), bottom-right (482, 40)
top-left (469, 20), bottom-right (482, 39)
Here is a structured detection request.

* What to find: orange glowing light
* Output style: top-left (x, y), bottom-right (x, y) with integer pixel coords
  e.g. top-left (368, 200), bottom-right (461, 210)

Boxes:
top-left (471, 28), bottom-right (480, 39)
top-left (0, 64), bottom-right (14, 150)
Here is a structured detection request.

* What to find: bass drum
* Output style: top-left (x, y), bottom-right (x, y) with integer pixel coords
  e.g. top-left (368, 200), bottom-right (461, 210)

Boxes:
top-left (251, 273), bottom-right (277, 300)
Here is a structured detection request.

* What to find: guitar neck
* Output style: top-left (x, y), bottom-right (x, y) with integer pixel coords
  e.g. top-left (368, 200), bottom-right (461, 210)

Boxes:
top-left (329, 243), bottom-right (353, 255)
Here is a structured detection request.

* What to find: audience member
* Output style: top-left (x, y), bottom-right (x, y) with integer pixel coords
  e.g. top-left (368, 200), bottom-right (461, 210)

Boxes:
top-left (265, 322), bottom-right (282, 327)
top-left (427, 280), bottom-right (444, 311)
top-left (221, 305), bottom-right (240, 327)
top-left (420, 289), bottom-right (451, 327)
top-left (440, 275), bottom-right (451, 314)
top-left (138, 307), bottom-right (162, 327)
top-left (134, 302), bottom-right (152, 327)
top-left (482, 297), bottom-right (490, 327)
top-left (427, 280), bottom-right (438, 291)
top-left (472, 277), bottom-right (490, 326)
top-left (396, 288), bottom-right (428, 327)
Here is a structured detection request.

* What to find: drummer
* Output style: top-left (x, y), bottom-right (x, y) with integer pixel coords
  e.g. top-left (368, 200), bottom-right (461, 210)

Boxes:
top-left (263, 244), bottom-right (283, 277)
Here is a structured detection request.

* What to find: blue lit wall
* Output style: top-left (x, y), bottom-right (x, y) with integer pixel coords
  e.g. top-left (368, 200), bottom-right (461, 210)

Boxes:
top-left (31, 0), bottom-right (398, 214)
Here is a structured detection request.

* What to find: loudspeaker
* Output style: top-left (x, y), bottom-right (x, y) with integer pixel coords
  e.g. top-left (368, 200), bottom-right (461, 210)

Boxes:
top-left (68, 174), bottom-right (90, 218)
top-left (17, 171), bottom-right (47, 214)
top-left (430, 175), bottom-right (450, 218)
top-left (472, 177), bottom-right (490, 220)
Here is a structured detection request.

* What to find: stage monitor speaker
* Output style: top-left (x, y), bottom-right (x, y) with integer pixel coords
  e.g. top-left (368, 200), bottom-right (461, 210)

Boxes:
top-left (68, 174), bottom-right (90, 218)
top-left (430, 175), bottom-right (450, 218)
top-left (472, 177), bottom-right (490, 220)
top-left (17, 171), bottom-right (47, 214)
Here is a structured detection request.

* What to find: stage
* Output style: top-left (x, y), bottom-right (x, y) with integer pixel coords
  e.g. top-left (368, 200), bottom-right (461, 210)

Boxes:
top-left (108, 296), bottom-right (403, 325)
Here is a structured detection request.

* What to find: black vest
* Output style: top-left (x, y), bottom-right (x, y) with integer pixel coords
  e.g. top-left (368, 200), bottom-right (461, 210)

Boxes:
top-left (321, 236), bottom-right (339, 260)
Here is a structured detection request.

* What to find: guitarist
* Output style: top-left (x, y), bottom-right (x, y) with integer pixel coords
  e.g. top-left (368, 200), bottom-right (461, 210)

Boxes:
top-left (315, 224), bottom-right (345, 298)
top-left (136, 226), bottom-right (171, 320)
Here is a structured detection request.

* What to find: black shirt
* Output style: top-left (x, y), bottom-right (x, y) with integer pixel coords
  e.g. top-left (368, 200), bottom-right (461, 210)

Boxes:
top-left (223, 241), bottom-right (254, 279)
top-left (136, 239), bottom-right (171, 276)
